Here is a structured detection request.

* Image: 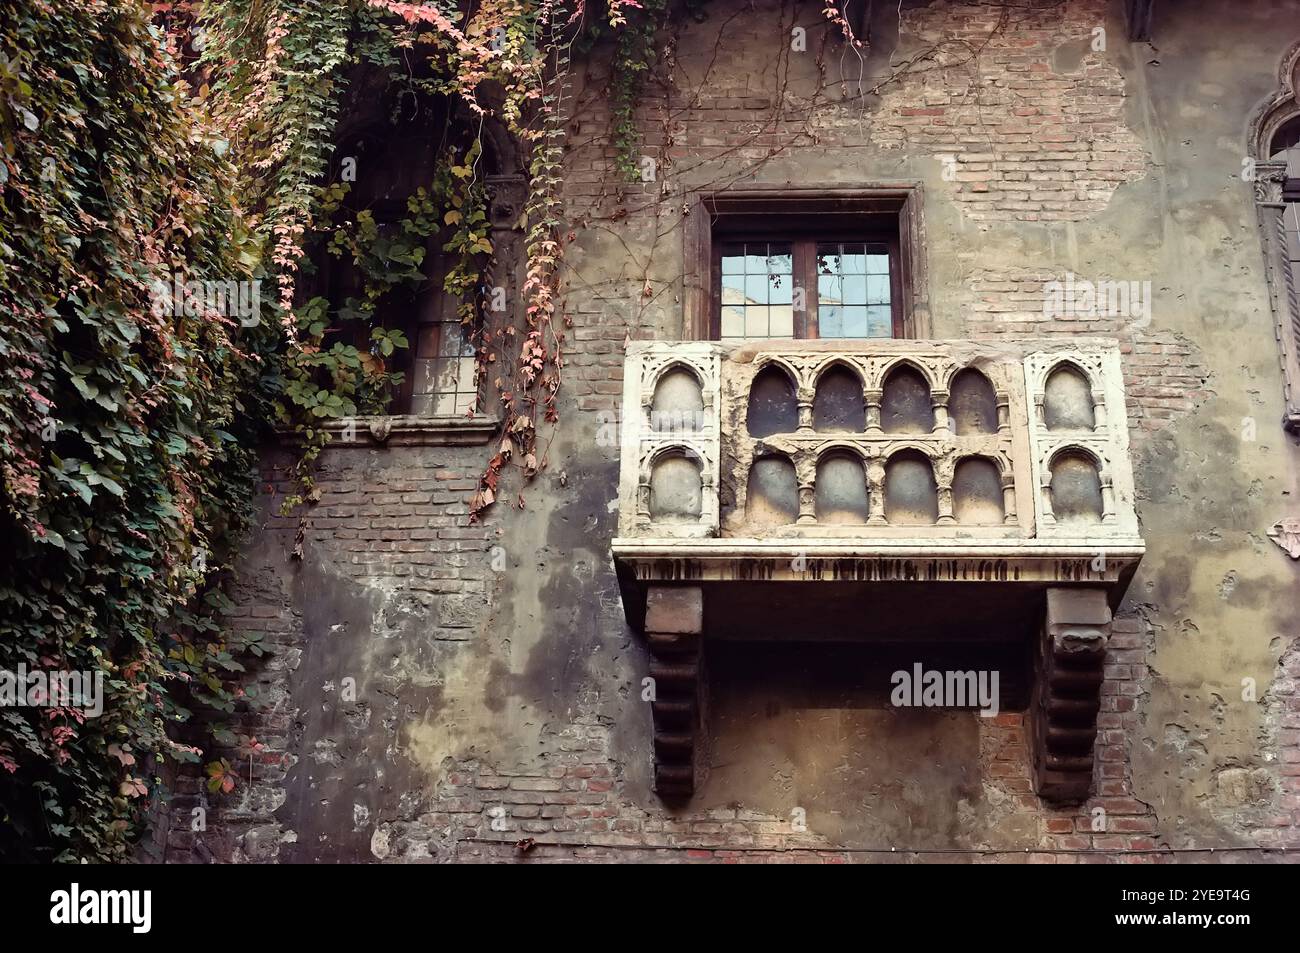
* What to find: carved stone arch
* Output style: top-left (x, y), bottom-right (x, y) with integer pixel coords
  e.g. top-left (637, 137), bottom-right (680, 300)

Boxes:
top-left (955, 449), bottom-right (1012, 479)
top-left (879, 355), bottom-right (939, 391)
top-left (1044, 443), bottom-right (1108, 480)
top-left (746, 359), bottom-right (801, 437)
top-left (1247, 38), bottom-right (1300, 433)
top-left (753, 355), bottom-right (806, 389)
top-left (1042, 360), bottom-right (1101, 431)
top-left (951, 453), bottom-right (1008, 525)
top-left (813, 440), bottom-right (871, 466)
top-left (938, 360), bottom-right (967, 391)
top-left (880, 358), bottom-right (937, 434)
top-left (810, 355), bottom-right (867, 388)
top-left (946, 363), bottom-right (1005, 435)
top-left (811, 358), bottom-right (867, 433)
top-left (882, 440), bottom-right (942, 462)
top-left (648, 362), bottom-right (708, 436)
top-left (1043, 444), bottom-right (1111, 527)
top-left (1026, 353), bottom-right (1105, 395)
top-left (641, 352), bottom-right (717, 401)
top-left (650, 359), bottom-right (706, 391)
top-left (642, 444), bottom-right (710, 527)
top-left (641, 442), bottom-right (710, 483)
top-left (1247, 39), bottom-right (1300, 160)
top-left (882, 446), bottom-right (940, 525)
top-left (744, 450), bottom-right (801, 526)
top-left (813, 447), bottom-right (871, 525)
top-left (648, 359), bottom-right (708, 406)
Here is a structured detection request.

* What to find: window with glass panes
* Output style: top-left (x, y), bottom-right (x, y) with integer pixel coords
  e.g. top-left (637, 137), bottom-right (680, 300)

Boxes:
top-left (320, 118), bottom-right (485, 417)
top-left (713, 237), bottom-right (902, 340)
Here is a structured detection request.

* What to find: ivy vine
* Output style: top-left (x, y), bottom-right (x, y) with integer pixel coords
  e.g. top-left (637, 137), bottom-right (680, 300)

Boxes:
top-left (0, 0), bottom-right (670, 862)
top-left (0, 0), bottom-right (274, 861)
top-left (611, 0), bottom-right (670, 181)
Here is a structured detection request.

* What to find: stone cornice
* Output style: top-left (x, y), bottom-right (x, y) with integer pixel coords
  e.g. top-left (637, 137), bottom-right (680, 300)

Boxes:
top-left (278, 415), bottom-right (500, 448)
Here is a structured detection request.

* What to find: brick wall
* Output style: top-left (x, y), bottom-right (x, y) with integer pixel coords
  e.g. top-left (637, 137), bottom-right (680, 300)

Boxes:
top-left (158, 0), bottom-right (1300, 863)
top-left (962, 266), bottom-right (1214, 438)
top-left (870, 0), bottom-right (1147, 222)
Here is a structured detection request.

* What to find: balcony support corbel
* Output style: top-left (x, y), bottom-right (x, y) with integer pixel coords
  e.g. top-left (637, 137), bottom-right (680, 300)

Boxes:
top-left (1030, 588), bottom-right (1111, 802)
top-left (644, 586), bottom-right (706, 801)
top-left (617, 339), bottom-right (1144, 807)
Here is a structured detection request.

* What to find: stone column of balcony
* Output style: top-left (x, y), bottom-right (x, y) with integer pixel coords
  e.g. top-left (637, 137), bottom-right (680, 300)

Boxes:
top-left (865, 388), bottom-right (883, 433)
top-left (1001, 470), bottom-right (1019, 525)
top-left (931, 388), bottom-right (951, 439)
top-left (797, 386), bottom-right (815, 433)
top-left (796, 454), bottom-right (817, 524)
top-left (935, 455), bottom-right (956, 525)
top-left (1090, 386), bottom-right (1108, 429)
top-left (867, 457), bottom-right (888, 525)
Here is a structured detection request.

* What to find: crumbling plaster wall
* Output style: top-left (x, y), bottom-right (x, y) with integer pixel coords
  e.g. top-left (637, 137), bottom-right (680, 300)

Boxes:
top-left (163, 0), bottom-right (1300, 863)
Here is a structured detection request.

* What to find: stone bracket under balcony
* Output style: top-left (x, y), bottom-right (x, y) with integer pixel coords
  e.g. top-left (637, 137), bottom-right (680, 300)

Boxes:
top-left (612, 339), bottom-right (1143, 804)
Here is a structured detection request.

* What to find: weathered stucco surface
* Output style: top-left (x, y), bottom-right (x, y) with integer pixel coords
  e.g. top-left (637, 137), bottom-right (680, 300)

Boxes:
top-left (162, 0), bottom-right (1300, 862)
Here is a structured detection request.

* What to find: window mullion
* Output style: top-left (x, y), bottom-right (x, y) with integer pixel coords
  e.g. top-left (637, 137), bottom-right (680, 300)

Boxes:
top-left (795, 240), bottom-right (817, 339)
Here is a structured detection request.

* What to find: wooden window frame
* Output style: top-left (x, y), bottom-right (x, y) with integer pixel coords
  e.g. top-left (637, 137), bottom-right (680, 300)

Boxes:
top-left (684, 185), bottom-right (929, 341)
top-left (710, 234), bottom-right (903, 340)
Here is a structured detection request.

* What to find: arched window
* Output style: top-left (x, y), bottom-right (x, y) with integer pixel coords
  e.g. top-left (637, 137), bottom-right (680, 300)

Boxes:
top-left (1249, 41), bottom-right (1300, 433)
top-left (312, 82), bottom-right (521, 417)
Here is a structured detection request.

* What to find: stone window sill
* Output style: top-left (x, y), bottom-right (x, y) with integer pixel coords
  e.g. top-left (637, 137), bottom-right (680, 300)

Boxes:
top-left (280, 415), bottom-right (500, 448)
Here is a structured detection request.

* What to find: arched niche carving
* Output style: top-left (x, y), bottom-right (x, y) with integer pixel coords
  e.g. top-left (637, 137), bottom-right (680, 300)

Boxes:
top-left (949, 367), bottom-right (999, 435)
top-left (649, 451), bottom-right (703, 523)
top-left (814, 451), bottom-right (869, 524)
top-left (747, 363), bottom-right (799, 437)
top-left (883, 449), bottom-right (939, 525)
top-left (812, 363), bottom-right (866, 432)
top-left (1043, 362), bottom-right (1096, 432)
top-left (1049, 450), bottom-right (1104, 525)
top-left (651, 365), bottom-right (704, 433)
top-left (952, 456), bottom-right (1005, 524)
top-left (746, 454), bottom-right (799, 526)
top-left (880, 362), bottom-right (934, 434)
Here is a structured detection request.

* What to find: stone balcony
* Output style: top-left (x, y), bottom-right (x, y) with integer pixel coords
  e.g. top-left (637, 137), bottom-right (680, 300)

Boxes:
top-left (614, 338), bottom-right (1141, 560)
top-left (611, 339), bottom-right (1145, 803)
